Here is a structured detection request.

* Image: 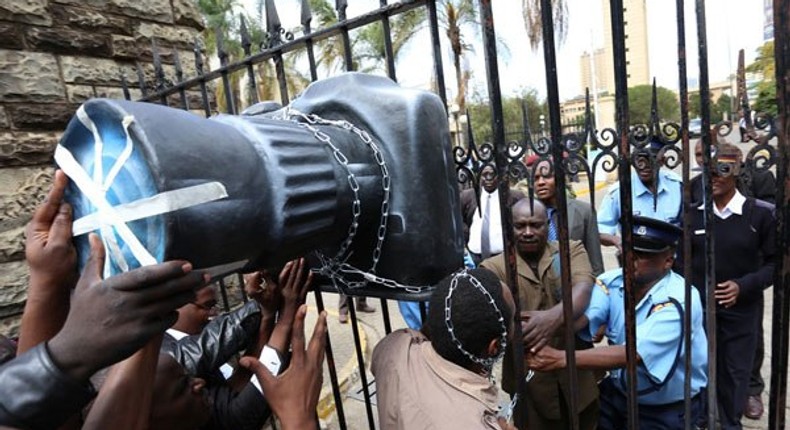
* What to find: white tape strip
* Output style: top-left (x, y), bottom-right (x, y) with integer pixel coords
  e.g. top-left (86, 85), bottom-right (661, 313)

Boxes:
top-left (72, 182), bottom-right (229, 236)
top-left (60, 108), bottom-right (229, 275)
top-left (55, 144), bottom-right (157, 267)
top-left (76, 107), bottom-right (137, 276)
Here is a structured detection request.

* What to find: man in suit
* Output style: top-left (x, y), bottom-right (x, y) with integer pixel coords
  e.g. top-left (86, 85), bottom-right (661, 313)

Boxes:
top-left (533, 158), bottom-right (604, 276)
top-left (460, 164), bottom-right (525, 265)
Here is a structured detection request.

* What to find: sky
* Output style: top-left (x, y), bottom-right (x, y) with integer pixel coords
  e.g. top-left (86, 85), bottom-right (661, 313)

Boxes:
top-left (241, 0), bottom-right (768, 102)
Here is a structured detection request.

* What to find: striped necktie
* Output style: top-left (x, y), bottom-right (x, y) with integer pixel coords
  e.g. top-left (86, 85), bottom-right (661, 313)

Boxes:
top-left (547, 207), bottom-right (558, 241)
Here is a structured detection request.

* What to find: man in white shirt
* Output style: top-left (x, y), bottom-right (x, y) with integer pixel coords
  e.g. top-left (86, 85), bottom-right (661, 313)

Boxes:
top-left (460, 164), bottom-right (524, 264)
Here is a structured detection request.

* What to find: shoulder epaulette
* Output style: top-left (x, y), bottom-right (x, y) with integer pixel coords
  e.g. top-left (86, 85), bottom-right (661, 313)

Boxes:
top-left (595, 278), bottom-right (609, 295)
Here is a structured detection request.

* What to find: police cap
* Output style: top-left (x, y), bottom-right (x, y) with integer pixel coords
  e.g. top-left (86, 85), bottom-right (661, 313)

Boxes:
top-left (632, 215), bottom-right (682, 253)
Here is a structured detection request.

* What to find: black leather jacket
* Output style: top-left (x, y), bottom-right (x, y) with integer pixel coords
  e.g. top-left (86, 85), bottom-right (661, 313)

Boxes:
top-left (161, 300), bottom-right (262, 380)
top-left (161, 300), bottom-right (271, 430)
top-left (0, 343), bottom-right (96, 430)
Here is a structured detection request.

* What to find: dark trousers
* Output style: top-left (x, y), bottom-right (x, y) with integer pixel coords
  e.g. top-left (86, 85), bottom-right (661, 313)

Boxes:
top-left (749, 297), bottom-right (765, 397)
top-left (714, 308), bottom-right (760, 430)
top-left (523, 384), bottom-right (599, 430)
top-left (598, 378), bottom-right (703, 430)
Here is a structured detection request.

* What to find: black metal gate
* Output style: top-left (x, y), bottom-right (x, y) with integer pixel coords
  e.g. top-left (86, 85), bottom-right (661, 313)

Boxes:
top-left (118, 0), bottom-right (790, 428)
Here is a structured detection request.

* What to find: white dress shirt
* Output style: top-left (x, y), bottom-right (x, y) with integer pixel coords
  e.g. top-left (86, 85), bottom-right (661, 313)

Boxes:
top-left (698, 189), bottom-right (746, 220)
top-left (467, 190), bottom-right (504, 255)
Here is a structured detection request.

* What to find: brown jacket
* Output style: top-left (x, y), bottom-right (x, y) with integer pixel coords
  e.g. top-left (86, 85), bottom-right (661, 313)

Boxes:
top-left (481, 241), bottom-right (599, 422)
top-left (371, 329), bottom-right (501, 430)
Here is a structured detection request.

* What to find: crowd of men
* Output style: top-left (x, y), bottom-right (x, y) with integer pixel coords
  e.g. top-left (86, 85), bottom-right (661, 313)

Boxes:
top-left (437, 138), bottom-right (773, 430)
top-left (0, 133), bottom-right (776, 430)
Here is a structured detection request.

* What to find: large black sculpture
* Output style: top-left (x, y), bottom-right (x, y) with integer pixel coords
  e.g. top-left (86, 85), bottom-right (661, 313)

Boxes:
top-left (57, 73), bottom-right (464, 293)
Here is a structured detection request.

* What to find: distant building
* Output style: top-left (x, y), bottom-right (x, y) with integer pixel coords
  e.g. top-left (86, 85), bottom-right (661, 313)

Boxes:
top-left (601, 0), bottom-right (650, 92)
top-left (580, 49), bottom-right (609, 95)
top-left (764, 0), bottom-right (774, 41)
top-left (569, 0), bottom-right (649, 129)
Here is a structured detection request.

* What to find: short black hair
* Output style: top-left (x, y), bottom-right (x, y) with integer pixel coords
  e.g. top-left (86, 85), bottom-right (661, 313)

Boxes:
top-left (426, 268), bottom-right (512, 370)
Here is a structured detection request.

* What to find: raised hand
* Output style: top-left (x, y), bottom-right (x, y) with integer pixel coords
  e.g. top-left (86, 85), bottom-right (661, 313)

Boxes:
top-left (241, 305), bottom-right (327, 430)
top-left (47, 233), bottom-right (209, 382)
top-left (25, 170), bottom-right (77, 292)
top-left (520, 309), bottom-right (561, 353)
top-left (18, 170), bottom-right (78, 353)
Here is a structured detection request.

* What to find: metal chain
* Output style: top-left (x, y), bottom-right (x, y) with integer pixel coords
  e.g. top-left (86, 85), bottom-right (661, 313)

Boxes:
top-left (444, 269), bottom-right (508, 373)
top-left (276, 107), bottom-right (431, 294)
top-left (279, 110), bottom-right (362, 264)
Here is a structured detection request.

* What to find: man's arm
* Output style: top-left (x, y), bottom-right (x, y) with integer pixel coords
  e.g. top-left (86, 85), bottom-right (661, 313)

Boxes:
top-left (724, 202), bottom-right (777, 305)
top-left (522, 242), bottom-right (594, 352)
top-left (18, 170), bottom-right (77, 354)
top-left (242, 305), bottom-right (328, 430)
top-left (597, 189), bottom-right (623, 255)
top-left (528, 344), bottom-right (633, 371)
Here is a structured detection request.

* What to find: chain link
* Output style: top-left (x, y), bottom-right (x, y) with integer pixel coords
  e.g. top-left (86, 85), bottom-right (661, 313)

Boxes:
top-left (276, 108), bottom-right (431, 294)
top-left (445, 269), bottom-right (508, 375)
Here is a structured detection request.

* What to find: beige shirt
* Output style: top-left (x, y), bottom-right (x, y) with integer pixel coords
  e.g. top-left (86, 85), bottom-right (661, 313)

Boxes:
top-left (371, 329), bottom-right (501, 430)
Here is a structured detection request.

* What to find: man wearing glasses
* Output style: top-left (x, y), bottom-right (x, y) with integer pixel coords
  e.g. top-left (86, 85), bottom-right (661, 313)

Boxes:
top-left (168, 286), bottom-right (220, 339)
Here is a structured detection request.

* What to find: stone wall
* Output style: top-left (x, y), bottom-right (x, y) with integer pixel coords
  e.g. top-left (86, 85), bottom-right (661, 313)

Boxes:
top-left (0, 0), bottom-right (206, 336)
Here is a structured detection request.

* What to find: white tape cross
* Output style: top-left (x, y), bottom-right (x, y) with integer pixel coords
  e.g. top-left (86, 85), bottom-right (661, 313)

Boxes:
top-left (57, 106), bottom-right (228, 275)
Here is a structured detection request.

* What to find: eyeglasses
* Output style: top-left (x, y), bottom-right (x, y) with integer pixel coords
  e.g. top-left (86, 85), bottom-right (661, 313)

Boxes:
top-left (192, 301), bottom-right (220, 312)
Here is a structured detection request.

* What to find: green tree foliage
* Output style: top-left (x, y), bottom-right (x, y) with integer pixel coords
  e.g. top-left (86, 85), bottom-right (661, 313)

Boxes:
top-left (465, 89), bottom-right (547, 146)
top-left (627, 85), bottom-right (679, 125)
top-left (747, 41), bottom-right (777, 116)
top-left (194, 0), bottom-right (423, 110)
top-left (689, 92), bottom-right (730, 123)
top-left (306, 0), bottom-right (425, 74)
top-left (715, 93), bottom-right (731, 122)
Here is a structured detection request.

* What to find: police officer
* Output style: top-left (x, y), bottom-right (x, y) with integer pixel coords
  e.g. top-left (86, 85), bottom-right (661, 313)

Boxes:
top-left (597, 141), bottom-right (683, 257)
top-left (683, 143), bottom-right (776, 429)
top-left (527, 216), bottom-right (708, 429)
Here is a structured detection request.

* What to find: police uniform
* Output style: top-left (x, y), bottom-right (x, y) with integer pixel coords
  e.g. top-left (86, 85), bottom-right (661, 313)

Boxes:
top-left (582, 217), bottom-right (708, 429)
top-left (597, 170), bottom-right (683, 236)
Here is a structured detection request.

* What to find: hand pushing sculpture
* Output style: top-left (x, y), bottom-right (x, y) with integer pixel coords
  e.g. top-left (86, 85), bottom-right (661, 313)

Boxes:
top-left (57, 73), bottom-right (464, 295)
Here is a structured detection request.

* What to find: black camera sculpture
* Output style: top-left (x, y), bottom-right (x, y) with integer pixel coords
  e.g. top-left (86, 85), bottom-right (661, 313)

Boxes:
top-left (57, 73), bottom-right (464, 297)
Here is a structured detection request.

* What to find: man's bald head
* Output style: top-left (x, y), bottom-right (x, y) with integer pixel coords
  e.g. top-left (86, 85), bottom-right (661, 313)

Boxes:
top-left (512, 198), bottom-right (548, 220)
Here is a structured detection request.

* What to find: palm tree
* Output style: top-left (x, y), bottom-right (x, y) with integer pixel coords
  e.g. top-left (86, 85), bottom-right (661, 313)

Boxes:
top-left (195, 1), bottom-right (310, 110)
top-left (353, 9), bottom-right (427, 72)
top-left (306, 0), bottom-right (425, 75)
top-left (439, 0), bottom-right (478, 113)
top-left (521, 0), bottom-right (568, 50)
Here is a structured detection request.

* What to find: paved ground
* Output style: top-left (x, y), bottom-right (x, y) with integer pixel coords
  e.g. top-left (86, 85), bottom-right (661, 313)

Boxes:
top-left (297, 136), bottom-right (787, 429)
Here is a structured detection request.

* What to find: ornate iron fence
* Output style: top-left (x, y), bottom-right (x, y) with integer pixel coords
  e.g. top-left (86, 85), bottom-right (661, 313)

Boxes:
top-left (116, 0), bottom-right (790, 429)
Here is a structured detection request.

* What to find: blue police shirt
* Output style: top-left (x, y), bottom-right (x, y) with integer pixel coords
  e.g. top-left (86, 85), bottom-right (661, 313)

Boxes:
top-left (597, 170), bottom-right (682, 235)
top-left (582, 269), bottom-right (708, 405)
